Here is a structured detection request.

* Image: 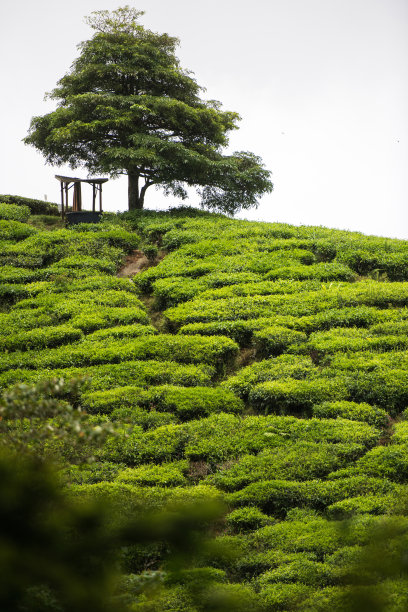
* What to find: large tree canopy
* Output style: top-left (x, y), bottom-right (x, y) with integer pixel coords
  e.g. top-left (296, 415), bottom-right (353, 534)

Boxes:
top-left (25, 7), bottom-right (273, 213)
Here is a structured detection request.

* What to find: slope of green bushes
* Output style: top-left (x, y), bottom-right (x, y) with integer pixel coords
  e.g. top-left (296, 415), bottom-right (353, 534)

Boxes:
top-left (2, 206), bottom-right (408, 610)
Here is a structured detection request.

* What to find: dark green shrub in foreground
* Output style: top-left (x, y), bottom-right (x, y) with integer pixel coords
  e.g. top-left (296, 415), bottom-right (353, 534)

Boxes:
top-left (0, 452), bottom-right (120, 611)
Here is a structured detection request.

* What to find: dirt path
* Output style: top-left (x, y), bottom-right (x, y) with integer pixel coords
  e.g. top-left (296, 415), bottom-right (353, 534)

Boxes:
top-left (117, 250), bottom-right (149, 277)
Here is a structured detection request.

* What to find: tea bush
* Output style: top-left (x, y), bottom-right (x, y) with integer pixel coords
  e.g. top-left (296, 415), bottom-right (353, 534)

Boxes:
top-left (0, 202), bottom-right (30, 222)
top-left (0, 219), bottom-right (37, 241)
top-left (116, 460), bottom-right (189, 487)
top-left (0, 194), bottom-right (59, 215)
top-left (226, 507), bottom-right (273, 533)
top-left (249, 378), bottom-right (349, 414)
top-left (0, 334), bottom-right (238, 372)
top-left (312, 401), bottom-right (389, 428)
top-left (0, 360), bottom-right (214, 392)
top-left (0, 324), bottom-right (84, 352)
top-left (86, 323), bottom-right (157, 341)
top-left (209, 442), bottom-right (365, 491)
top-left (0, 266), bottom-right (43, 285)
top-left (227, 476), bottom-right (395, 515)
top-left (223, 355), bottom-right (317, 400)
top-left (253, 326), bottom-right (307, 357)
top-left (82, 385), bottom-right (243, 420)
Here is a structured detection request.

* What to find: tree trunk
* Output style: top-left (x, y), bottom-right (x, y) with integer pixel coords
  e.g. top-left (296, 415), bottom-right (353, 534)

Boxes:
top-left (128, 172), bottom-right (143, 210)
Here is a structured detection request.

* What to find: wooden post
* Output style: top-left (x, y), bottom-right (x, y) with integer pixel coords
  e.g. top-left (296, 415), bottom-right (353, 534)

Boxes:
top-left (73, 182), bottom-right (82, 211)
top-left (92, 183), bottom-right (96, 212)
top-left (64, 183), bottom-right (69, 213)
top-left (99, 184), bottom-right (102, 212)
top-left (60, 182), bottom-right (64, 217)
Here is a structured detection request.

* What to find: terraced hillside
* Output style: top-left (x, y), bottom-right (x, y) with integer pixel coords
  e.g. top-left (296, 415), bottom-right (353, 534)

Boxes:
top-left (2, 201), bottom-right (408, 610)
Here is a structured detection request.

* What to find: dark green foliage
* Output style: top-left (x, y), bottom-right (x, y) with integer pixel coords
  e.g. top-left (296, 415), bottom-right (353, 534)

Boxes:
top-left (0, 452), bottom-right (120, 611)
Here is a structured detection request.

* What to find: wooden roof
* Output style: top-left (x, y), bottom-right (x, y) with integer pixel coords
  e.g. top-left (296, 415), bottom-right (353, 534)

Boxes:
top-left (55, 175), bottom-right (109, 184)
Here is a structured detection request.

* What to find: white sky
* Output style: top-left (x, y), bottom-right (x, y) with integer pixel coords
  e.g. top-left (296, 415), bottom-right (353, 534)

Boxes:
top-left (1, 0), bottom-right (407, 239)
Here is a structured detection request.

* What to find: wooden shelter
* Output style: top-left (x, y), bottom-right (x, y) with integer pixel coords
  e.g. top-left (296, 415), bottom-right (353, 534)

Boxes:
top-left (55, 175), bottom-right (109, 217)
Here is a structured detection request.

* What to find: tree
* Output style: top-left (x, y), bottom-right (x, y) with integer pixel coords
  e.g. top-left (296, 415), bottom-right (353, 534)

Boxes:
top-left (24, 7), bottom-right (273, 213)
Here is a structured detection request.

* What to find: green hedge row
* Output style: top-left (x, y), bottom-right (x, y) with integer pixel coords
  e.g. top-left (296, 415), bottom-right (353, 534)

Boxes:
top-left (0, 194), bottom-right (59, 215)
top-left (305, 326), bottom-right (408, 355)
top-left (0, 334), bottom-right (239, 373)
top-left (0, 360), bottom-right (214, 392)
top-left (176, 305), bottom-right (389, 346)
top-left (13, 288), bottom-right (145, 311)
top-left (248, 378), bottom-right (349, 414)
top-left (0, 265), bottom-right (44, 285)
top-left (263, 262), bottom-right (356, 281)
top-left (223, 355), bottom-right (316, 400)
top-left (312, 401), bottom-right (389, 428)
top-left (253, 326), bottom-right (307, 357)
top-left (0, 226), bottom-right (139, 270)
top-left (164, 281), bottom-right (408, 327)
top-left (22, 275), bottom-right (139, 297)
top-left (227, 475), bottom-right (396, 515)
top-left (0, 324), bottom-right (84, 352)
top-left (104, 413), bottom-right (379, 467)
top-left (82, 384), bottom-right (244, 420)
top-left (209, 442), bottom-right (365, 491)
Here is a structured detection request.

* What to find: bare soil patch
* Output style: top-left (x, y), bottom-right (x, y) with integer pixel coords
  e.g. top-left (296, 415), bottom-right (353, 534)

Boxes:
top-left (117, 250), bottom-right (149, 277)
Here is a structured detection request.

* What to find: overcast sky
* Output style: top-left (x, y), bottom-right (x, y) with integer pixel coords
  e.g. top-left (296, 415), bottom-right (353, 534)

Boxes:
top-left (1, 0), bottom-right (407, 238)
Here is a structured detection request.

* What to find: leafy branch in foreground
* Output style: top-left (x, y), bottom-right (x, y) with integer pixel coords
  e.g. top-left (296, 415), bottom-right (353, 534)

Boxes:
top-left (0, 377), bottom-right (114, 462)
